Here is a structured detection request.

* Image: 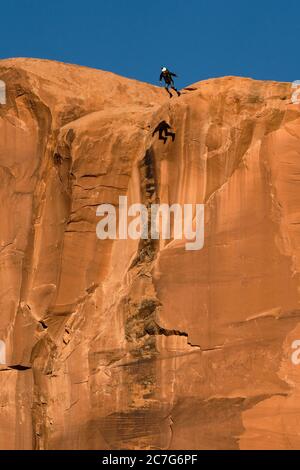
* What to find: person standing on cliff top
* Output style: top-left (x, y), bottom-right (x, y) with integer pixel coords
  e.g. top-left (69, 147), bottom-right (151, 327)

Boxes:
top-left (160, 67), bottom-right (181, 98)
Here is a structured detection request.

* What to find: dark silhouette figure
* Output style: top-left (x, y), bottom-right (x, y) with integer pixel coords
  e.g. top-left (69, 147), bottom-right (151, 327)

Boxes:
top-left (152, 121), bottom-right (175, 144)
top-left (160, 67), bottom-right (181, 98)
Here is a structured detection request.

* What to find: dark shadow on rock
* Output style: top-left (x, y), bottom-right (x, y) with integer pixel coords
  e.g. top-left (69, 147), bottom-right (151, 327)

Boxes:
top-left (152, 121), bottom-right (175, 144)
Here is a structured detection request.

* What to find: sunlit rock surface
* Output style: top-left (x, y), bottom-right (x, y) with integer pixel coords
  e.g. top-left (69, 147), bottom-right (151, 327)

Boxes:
top-left (0, 58), bottom-right (300, 449)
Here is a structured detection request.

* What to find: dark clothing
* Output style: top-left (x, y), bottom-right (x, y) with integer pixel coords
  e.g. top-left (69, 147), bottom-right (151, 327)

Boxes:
top-left (159, 70), bottom-right (177, 85)
top-left (159, 69), bottom-right (180, 97)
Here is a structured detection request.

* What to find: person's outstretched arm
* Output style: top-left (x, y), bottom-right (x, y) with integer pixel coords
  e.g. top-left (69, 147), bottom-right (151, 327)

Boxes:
top-left (170, 72), bottom-right (178, 77)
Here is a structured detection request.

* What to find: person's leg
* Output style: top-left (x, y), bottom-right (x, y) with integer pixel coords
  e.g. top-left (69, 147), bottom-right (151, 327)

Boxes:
top-left (171, 86), bottom-right (181, 97)
top-left (165, 86), bottom-right (172, 98)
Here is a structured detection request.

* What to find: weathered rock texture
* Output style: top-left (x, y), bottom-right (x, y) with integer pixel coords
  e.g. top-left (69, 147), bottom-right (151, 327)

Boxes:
top-left (0, 58), bottom-right (300, 449)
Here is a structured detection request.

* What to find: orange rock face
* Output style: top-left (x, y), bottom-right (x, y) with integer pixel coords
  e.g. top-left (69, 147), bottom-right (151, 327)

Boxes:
top-left (0, 58), bottom-right (300, 450)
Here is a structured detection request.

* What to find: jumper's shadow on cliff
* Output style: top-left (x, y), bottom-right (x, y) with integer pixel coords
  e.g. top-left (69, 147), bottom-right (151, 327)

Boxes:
top-left (152, 121), bottom-right (175, 144)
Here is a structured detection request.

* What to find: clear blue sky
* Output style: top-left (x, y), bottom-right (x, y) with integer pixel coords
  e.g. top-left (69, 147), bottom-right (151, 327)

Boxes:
top-left (0, 0), bottom-right (299, 89)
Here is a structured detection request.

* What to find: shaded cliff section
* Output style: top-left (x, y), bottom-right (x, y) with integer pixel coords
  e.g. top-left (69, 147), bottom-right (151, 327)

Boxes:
top-left (0, 59), bottom-right (300, 449)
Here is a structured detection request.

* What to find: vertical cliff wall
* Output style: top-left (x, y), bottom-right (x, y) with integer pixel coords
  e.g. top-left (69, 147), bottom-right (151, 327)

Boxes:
top-left (0, 58), bottom-right (300, 449)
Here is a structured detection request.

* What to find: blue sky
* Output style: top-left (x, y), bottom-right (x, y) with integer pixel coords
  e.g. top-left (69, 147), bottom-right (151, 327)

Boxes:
top-left (0, 0), bottom-right (299, 89)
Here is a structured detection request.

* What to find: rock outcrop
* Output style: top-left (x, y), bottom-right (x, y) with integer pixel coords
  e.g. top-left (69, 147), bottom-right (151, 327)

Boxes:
top-left (0, 58), bottom-right (300, 449)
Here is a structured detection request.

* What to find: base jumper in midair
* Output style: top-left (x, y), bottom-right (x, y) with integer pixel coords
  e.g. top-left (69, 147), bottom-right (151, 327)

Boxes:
top-left (160, 67), bottom-right (181, 98)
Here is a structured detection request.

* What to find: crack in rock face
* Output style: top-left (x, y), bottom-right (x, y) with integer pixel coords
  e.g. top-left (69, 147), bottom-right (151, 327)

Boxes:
top-left (0, 59), bottom-right (300, 450)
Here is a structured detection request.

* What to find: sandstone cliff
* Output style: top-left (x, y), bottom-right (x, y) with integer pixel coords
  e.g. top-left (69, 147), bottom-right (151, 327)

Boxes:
top-left (0, 58), bottom-right (300, 449)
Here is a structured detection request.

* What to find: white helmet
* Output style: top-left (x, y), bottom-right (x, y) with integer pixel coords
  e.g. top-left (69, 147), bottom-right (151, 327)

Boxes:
top-left (161, 67), bottom-right (167, 72)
